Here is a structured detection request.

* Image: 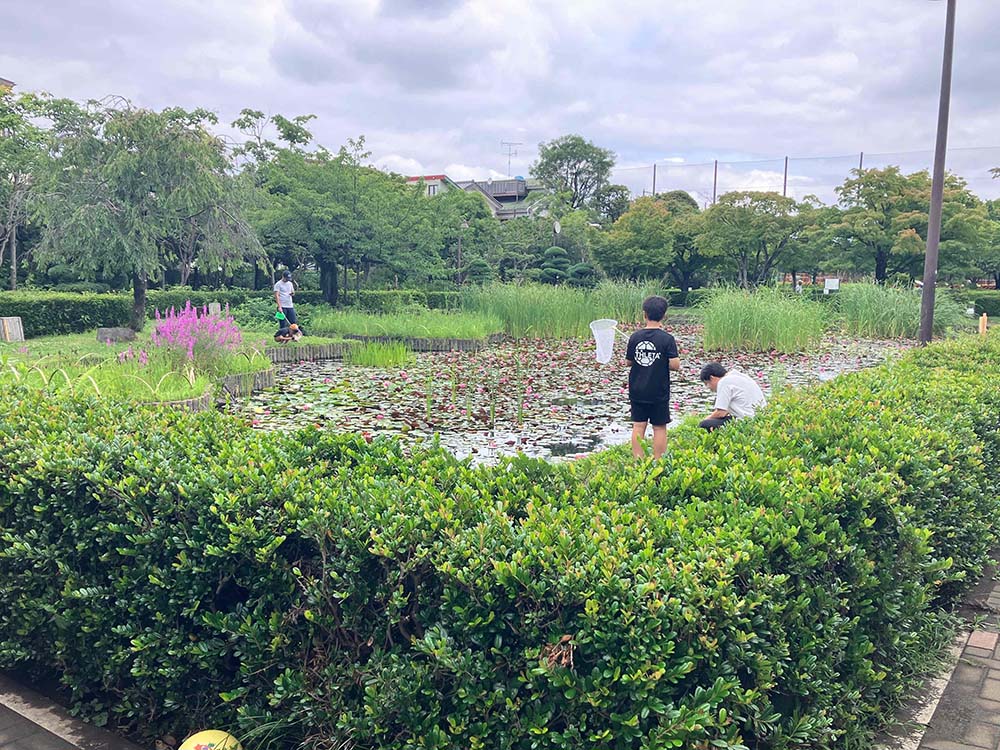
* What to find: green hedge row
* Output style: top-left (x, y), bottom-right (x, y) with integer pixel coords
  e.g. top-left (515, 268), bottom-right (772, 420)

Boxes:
top-left (956, 289), bottom-right (1000, 317)
top-left (346, 289), bottom-right (462, 312)
top-left (0, 292), bottom-right (132, 336)
top-left (1, 333), bottom-right (997, 748)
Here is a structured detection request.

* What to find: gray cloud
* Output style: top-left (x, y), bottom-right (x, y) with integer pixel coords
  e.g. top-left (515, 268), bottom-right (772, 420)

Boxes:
top-left (2, 0), bottom-right (999, 203)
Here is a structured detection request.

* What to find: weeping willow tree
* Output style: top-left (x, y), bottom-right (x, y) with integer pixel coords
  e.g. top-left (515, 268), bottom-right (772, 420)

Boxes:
top-left (36, 98), bottom-right (259, 329)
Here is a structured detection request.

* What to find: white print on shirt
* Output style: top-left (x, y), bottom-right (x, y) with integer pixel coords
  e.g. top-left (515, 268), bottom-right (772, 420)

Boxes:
top-left (633, 340), bottom-right (661, 367)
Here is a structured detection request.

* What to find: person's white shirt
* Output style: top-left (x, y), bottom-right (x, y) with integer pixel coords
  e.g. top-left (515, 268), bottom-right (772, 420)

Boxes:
top-left (715, 370), bottom-right (767, 419)
top-left (273, 279), bottom-right (295, 308)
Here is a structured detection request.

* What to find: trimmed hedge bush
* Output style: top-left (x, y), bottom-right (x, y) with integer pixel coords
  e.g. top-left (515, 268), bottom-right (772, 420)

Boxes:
top-left (957, 289), bottom-right (1000, 317)
top-left (347, 290), bottom-right (462, 313)
top-left (0, 291), bottom-right (131, 336)
top-left (0, 335), bottom-right (998, 748)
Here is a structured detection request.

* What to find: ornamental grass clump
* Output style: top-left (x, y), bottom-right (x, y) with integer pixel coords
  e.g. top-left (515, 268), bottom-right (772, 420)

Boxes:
top-left (702, 287), bottom-right (827, 352)
top-left (152, 302), bottom-right (243, 373)
top-left (836, 282), bottom-right (967, 338)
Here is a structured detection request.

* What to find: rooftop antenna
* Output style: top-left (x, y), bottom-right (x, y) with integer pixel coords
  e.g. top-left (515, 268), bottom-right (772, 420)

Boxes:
top-left (501, 140), bottom-right (523, 178)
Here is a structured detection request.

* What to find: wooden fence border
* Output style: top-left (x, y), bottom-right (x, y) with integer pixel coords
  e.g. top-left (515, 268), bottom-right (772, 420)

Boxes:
top-left (219, 368), bottom-right (276, 398)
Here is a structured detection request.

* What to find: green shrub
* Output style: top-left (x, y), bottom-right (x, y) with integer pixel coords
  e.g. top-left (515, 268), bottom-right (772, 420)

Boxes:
top-left (349, 290), bottom-right (428, 313)
top-left (701, 287), bottom-right (827, 352)
top-left (957, 289), bottom-right (1000, 317)
top-left (1, 333), bottom-right (997, 748)
top-left (424, 291), bottom-right (461, 310)
top-left (836, 283), bottom-right (967, 338)
top-left (50, 282), bottom-right (113, 294)
top-left (0, 292), bottom-right (131, 336)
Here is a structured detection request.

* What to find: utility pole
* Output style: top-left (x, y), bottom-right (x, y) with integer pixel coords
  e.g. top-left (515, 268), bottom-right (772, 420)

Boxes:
top-left (919, 0), bottom-right (957, 345)
top-left (782, 156), bottom-right (789, 197)
top-left (501, 140), bottom-right (523, 177)
top-left (859, 151), bottom-right (864, 172)
top-left (652, 163), bottom-right (657, 196)
top-left (712, 160), bottom-right (718, 204)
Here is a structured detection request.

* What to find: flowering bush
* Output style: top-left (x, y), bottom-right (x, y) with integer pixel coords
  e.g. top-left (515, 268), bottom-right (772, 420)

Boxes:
top-left (152, 302), bottom-right (242, 372)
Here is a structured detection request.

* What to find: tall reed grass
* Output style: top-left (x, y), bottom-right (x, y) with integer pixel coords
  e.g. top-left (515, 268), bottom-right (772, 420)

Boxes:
top-left (309, 309), bottom-right (503, 340)
top-left (461, 281), bottom-right (668, 339)
top-left (835, 283), bottom-right (967, 338)
top-left (701, 287), bottom-right (827, 353)
top-left (344, 341), bottom-right (415, 368)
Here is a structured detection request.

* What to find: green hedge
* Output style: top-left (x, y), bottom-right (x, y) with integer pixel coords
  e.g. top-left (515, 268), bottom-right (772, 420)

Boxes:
top-left (0, 334), bottom-right (998, 748)
top-left (957, 289), bottom-right (1000, 317)
top-left (345, 290), bottom-right (461, 312)
top-left (0, 292), bottom-right (131, 336)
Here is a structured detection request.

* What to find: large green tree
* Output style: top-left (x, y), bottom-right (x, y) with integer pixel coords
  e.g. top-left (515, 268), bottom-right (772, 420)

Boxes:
top-left (595, 197), bottom-right (674, 280)
top-left (697, 191), bottom-right (806, 288)
top-left (530, 134), bottom-right (615, 209)
top-left (834, 167), bottom-right (985, 283)
top-left (655, 190), bottom-right (713, 291)
top-left (36, 100), bottom-right (257, 328)
top-left (0, 91), bottom-right (47, 290)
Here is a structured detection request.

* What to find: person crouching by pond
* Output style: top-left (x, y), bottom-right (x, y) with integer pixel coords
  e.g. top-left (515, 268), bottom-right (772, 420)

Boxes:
top-left (698, 362), bottom-right (767, 431)
top-left (274, 323), bottom-right (303, 343)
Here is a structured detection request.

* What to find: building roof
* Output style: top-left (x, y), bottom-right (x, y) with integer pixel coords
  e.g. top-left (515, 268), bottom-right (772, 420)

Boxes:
top-left (0, 77), bottom-right (14, 89)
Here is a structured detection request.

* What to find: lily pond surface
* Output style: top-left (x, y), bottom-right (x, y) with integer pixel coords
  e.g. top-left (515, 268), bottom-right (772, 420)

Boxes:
top-left (231, 324), bottom-right (911, 464)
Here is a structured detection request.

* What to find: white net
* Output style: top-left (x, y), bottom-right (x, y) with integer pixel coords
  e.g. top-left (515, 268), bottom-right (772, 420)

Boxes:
top-left (589, 319), bottom-right (618, 364)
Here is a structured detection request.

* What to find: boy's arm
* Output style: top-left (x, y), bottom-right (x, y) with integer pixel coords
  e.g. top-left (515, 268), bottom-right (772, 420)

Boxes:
top-left (667, 335), bottom-right (680, 372)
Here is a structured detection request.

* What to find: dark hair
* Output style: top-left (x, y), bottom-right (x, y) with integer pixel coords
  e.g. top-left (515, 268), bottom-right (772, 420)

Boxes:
top-left (699, 362), bottom-right (728, 382)
top-left (642, 295), bottom-right (669, 322)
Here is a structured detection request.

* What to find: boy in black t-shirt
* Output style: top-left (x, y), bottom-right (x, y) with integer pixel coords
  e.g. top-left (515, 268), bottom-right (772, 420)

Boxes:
top-left (625, 296), bottom-right (680, 459)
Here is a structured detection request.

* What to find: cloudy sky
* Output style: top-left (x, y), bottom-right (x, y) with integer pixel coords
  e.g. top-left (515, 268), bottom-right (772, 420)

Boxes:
top-left (4, 0), bottom-right (999, 203)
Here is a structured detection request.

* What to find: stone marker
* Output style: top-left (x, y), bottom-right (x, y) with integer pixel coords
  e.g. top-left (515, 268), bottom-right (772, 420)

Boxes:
top-left (208, 302), bottom-right (222, 315)
top-left (0, 317), bottom-right (24, 342)
top-left (97, 327), bottom-right (136, 343)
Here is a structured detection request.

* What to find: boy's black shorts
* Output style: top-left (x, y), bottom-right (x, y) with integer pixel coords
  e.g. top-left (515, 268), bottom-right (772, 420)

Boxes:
top-left (630, 400), bottom-right (671, 426)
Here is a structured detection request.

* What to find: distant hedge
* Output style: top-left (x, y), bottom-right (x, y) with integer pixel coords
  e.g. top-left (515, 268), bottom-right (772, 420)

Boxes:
top-left (957, 289), bottom-right (1000, 317)
top-left (1, 332), bottom-right (997, 747)
top-left (0, 292), bottom-right (131, 336)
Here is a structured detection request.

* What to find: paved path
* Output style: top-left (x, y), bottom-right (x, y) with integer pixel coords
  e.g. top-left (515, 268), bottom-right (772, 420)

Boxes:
top-left (916, 560), bottom-right (1000, 750)
top-left (0, 673), bottom-right (141, 750)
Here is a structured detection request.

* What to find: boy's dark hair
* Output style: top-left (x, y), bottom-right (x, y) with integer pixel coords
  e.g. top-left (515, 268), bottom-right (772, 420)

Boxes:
top-left (699, 362), bottom-right (728, 382)
top-left (642, 295), bottom-right (669, 322)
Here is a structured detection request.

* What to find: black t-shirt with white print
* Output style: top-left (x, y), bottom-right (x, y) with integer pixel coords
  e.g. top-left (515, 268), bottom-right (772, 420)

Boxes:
top-left (626, 328), bottom-right (678, 403)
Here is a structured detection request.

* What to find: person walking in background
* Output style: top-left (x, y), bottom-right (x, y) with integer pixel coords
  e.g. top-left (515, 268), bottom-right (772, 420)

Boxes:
top-left (273, 270), bottom-right (305, 334)
top-left (698, 362), bottom-right (767, 430)
top-left (626, 296), bottom-right (680, 459)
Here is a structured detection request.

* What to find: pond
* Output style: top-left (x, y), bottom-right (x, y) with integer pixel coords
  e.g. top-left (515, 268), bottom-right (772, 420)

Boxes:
top-left (230, 325), bottom-right (911, 464)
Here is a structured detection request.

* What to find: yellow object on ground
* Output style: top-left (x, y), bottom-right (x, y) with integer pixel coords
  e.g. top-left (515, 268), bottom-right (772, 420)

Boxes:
top-left (179, 730), bottom-right (243, 750)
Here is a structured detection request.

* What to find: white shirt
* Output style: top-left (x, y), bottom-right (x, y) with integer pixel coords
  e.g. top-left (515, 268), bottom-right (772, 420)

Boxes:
top-left (273, 280), bottom-right (295, 308)
top-left (715, 370), bottom-right (767, 419)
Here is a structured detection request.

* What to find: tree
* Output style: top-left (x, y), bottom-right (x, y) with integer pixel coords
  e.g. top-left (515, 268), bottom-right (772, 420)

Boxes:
top-left (977, 199), bottom-right (1000, 288)
top-left (834, 166), bottom-right (985, 283)
top-left (591, 184), bottom-right (631, 223)
top-left (697, 192), bottom-right (805, 288)
top-left (539, 246), bottom-right (571, 284)
top-left (531, 134), bottom-right (615, 209)
top-left (36, 99), bottom-right (258, 329)
top-left (0, 91), bottom-right (47, 290)
top-left (655, 190), bottom-right (712, 291)
top-left (595, 197), bottom-right (674, 280)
